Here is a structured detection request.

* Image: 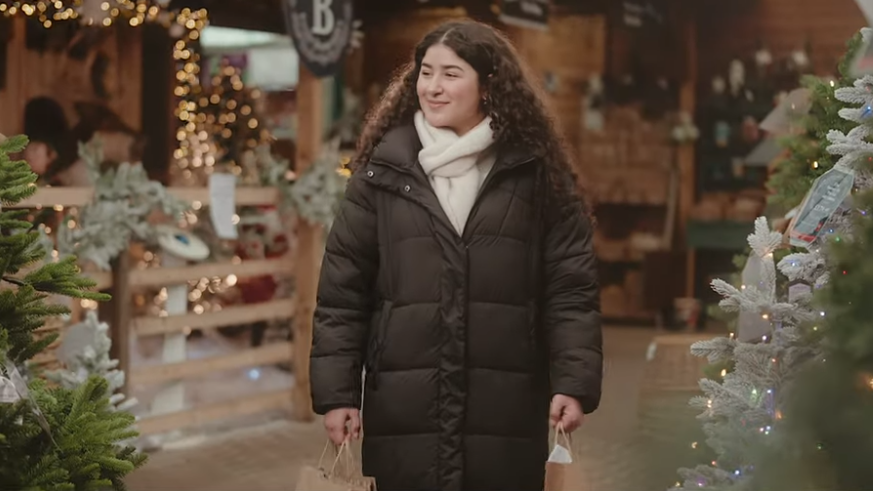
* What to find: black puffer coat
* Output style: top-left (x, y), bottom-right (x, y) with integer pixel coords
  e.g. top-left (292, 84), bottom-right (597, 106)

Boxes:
top-left (310, 124), bottom-right (602, 491)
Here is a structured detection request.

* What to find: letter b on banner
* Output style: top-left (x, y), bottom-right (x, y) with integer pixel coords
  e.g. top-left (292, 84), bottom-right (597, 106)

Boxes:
top-left (311, 0), bottom-right (335, 35)
top-left (283, 0), bottom-right (353, 78)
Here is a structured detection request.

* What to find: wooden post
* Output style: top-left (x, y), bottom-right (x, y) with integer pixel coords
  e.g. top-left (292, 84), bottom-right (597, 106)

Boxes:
top-left (103, 252), bottom-right (132, 396)
top-left (677, 12), bottom-right (698, 298)
top-left (291, 66), bottom-right (324, 422)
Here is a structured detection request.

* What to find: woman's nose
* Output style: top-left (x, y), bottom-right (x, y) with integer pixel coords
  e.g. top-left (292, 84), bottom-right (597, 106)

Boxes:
top-left (426, 76), bottom-right (443, 95)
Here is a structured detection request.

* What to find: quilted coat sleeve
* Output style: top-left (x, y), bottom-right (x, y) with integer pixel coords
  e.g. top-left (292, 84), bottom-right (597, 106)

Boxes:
top-left (310, 171), bottom-right (379, 415)
top-left (542, 190), bottom-right (603, 414)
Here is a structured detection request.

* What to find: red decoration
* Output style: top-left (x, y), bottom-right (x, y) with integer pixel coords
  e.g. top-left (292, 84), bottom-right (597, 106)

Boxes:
top-left (234, 205), bottom-right (290, 304)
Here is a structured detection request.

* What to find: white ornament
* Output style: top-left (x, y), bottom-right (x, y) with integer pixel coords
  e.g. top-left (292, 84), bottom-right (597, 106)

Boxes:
top-left (729, 60), bottom-right (746, 96)
top-left (755, 48), bottom-right (773, 67)
top-left (792, 49), bottom-right (810, 69)
top-left (156, 225), bottom-right (210, 261)
top-left (712, 76), bottom-right (727, 95)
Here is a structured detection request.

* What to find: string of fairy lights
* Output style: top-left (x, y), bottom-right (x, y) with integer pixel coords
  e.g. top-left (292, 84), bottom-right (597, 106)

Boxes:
top-left (5, 0), bottom-right (337, 322)
top-left (0, 0), bottom-right (199, 29)
top-left (1, 0), bottom-right (222, 316)
top-left (1, 1), bottom-right (208, 166)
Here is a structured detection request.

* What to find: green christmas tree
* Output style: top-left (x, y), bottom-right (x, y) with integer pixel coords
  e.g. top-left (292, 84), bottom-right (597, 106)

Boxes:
top-left (768, 32), bottom-right (864, 210)
top-left (0, 134), bottom-right (146, 490)
top-left (201, 60), bottom-right (266, 169)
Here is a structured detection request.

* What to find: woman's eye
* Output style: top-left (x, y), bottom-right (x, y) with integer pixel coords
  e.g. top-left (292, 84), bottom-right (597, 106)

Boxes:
top-left (421, 71), bottom-right (432, 77)
top-left (446, 72), bottom-right (459, 78)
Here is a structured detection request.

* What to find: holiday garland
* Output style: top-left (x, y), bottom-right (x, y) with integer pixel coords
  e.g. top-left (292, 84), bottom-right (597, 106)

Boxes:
top-left (288, 138), bottom-right (348, 228)
top-left (57, 137), bottom-right (190, 270)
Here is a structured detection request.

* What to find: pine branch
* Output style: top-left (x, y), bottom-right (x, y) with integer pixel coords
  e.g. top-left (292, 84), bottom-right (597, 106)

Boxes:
top-left (0, 135), bottom-right (144, 488)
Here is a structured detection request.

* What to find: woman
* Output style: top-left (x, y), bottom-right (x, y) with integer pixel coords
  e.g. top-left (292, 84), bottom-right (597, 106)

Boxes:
top-left (21, 96), bottom-right (72, 183)
top-left (310, 20), bottom-right (602, 491)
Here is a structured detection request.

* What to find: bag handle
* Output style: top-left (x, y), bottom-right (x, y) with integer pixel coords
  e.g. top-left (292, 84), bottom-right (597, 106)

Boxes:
top-left (318, 440), bottom-right (358, 479)
top-left (553, 423), bottom-right (572, 449)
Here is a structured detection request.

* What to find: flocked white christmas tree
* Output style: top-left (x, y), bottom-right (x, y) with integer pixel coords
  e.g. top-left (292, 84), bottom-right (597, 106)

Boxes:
top-left (674, 27), bottom-right (873, 491)
top-left (676, 218), bottom-right (820, 490)
top-left (44, 310), bottom-right (137, 414)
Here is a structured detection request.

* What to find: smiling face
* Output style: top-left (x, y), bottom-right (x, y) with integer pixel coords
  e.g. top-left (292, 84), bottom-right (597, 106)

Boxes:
top-left (416, 43), bottom-right (485, 136)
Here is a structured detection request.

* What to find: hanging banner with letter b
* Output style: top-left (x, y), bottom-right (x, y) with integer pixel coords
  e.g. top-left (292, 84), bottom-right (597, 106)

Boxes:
top-left (282, 0), bottom-right (354, 78)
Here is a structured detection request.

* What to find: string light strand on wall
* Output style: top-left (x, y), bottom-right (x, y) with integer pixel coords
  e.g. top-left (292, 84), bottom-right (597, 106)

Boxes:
top-left (0, 0), bottom-right (209, 180)
top-left (0, 0), bottom-right (195, 29)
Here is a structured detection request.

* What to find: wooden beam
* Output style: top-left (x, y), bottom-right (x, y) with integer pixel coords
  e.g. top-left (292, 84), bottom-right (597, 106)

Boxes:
top-left (132, 298), bottom-right (295, 336)
top-left (128, 256), bottom-right (294, 288)
top-left (10, 186), bottom-right (281, 208)
top-left (291, 65), bottom-right (323, 422)
top-left (129, 342), bottom-right (293, 386)
top-left (136, 388), bottom-right (291, 435)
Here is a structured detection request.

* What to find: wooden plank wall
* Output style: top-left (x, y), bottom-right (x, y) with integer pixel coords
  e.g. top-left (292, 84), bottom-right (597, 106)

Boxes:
top-left (0, 17), bottom-right (142, 136)
top-left (697, 0), bottom-right (864, 81)
top-left (360, 9), bottom-right (605, 158)
top-left (361, 7), bottom-right (465, 108)
top-left (504, 15), bottom-right (606, 155)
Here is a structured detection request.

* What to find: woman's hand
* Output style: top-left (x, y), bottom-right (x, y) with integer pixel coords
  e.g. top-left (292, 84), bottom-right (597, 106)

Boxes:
top-left (549, 394), bottom-right (584, 433)
top-left (324, 407), bottom-right (361, 445)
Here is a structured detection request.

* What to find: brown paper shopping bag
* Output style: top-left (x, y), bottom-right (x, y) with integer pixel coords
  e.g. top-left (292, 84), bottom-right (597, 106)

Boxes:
top-left (544, 425), bottom-right (587, 491)
top-left (295, 440), bottom-right (376, 491)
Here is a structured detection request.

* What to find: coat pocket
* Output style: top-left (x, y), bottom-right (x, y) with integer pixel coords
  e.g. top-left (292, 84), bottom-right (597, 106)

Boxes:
top-left (366, 301), bottom-right (393, 390)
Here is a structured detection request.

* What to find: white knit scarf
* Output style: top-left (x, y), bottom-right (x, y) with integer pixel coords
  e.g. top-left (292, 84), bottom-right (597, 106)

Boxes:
top-left (413, 110), bottom-right (495, 235)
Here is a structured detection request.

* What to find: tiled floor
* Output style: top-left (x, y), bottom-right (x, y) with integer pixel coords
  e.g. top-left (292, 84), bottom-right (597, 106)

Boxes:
top-left (124, 327), bottom-right (715, 491)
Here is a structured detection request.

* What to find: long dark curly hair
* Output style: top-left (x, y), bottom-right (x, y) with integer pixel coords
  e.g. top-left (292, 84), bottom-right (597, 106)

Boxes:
top-left (352, 19), bottom-right (590, 216)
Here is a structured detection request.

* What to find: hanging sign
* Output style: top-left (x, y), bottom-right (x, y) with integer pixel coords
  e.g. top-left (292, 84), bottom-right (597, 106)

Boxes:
top-left (282, 0), bottom-right (354, 79)
top-left (498, 0), bottom-right (549, 31)
top-left (621, 0), bottom-right (667, 29)
top-left (787, 167), bottom-right (855, 249)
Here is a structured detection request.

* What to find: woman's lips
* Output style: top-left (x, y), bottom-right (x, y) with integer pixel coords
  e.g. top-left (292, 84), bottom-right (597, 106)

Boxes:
top-left (426, 100), bottom-right (448, 109)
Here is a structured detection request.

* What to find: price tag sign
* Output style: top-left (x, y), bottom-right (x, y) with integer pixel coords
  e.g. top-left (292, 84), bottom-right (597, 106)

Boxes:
top-left (209, 173), bottom-right (238, 240)
top-left (788, 167), bottom-right (854, 249)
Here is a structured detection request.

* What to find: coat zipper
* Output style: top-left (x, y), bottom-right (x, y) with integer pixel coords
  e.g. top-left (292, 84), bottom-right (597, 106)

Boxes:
top-left (367, 155), bottom-right (538, 370)
top-left (369, 301), bottom-right (393, 391)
